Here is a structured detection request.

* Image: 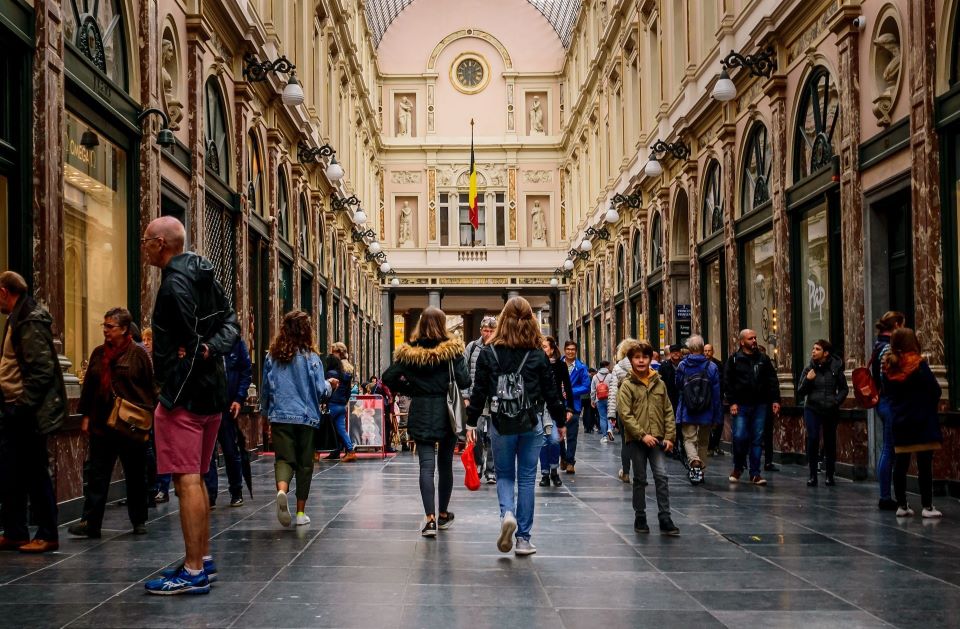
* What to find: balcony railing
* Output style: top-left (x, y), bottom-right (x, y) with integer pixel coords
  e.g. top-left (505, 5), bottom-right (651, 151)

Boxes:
top-left (457, 248), bottom-right (488, 262)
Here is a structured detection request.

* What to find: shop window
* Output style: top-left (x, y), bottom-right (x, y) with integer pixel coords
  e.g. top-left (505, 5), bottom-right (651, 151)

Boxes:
top-left (64, 0), bottom-right (127, 88)
top-left (277, 168), bottom-right (290, 242)
top-left (204, 198), bottom-right (237, 308)
top-left (702, 256), bottom-right (725, 352)
top-left (299, 193), bottom-right (311, 258)
top-left (702, 160), bottom-right (723, 239)
top-left (740, 123), bottom-right (771, 214)
top-left (632, 231), bottom-right (643, 283)
top-left (246, 131), bottom-right (264, 215)
top-left (798, 206), bottom-right (831, 357)
top-left (439, 193), bottom-right (451, 246)
top-left (794, 67), bottom-right (839, 182)
top-left (63, 111), bottom-right (127, 371)
top-left (742, 230), bottom-right (776, 348)
top-left (650, 212), bottom-right (663, 269)
top-left (279, 260), bottom-right (293, 314)
top-left (615, 245), bottom-right (625, 294)
top-left (204, 78), bottom-right (229, 181)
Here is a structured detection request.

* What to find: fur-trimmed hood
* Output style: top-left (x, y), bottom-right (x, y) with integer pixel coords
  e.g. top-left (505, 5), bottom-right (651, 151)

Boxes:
top-left (394, 337), bottom-right (465, 367)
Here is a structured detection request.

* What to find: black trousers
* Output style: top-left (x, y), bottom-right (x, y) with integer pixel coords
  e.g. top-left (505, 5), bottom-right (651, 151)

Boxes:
top-left (804, 408), bottom-right (837, 478)
top-left (0, 409), bottom-right (58, 541)
top-left (416, 432), bottom-right (457, 516)
top-left (82, 429), bottom-right (149, 533)
top-left (894, 450), bottom-right (934, 510)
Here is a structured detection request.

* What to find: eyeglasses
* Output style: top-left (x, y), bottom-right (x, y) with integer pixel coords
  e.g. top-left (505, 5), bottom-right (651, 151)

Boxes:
top-left (102, 323), bottom-right (120, 330)
top-left (140, 236), bottom-right (162, 245)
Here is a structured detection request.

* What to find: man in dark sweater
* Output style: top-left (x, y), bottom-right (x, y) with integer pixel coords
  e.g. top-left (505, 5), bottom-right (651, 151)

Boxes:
top-left (658, 344), bottom-right (683, 415)
top-left (723, 329), bottom-right (780, 486)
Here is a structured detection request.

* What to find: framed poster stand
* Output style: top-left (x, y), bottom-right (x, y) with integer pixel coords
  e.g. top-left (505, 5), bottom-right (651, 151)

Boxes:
top-left (348, 394), bottom-right (387, 459)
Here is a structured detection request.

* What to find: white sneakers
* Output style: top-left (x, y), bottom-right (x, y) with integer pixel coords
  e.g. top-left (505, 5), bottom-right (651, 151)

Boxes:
top-left (897, 504), bottom-right (944, 518)
top-left (895, 505), bottom-right (914, 517)
top-left (276, 490), bottom-right (292, 527)
top-left (514, 538), bottom-right (537, 556)
top-left (617, 469), bottom-right (630, 483)
top-left (296, 512), bottom-right (311, 526)
top-left (498, 512), bottom-right (517, 553)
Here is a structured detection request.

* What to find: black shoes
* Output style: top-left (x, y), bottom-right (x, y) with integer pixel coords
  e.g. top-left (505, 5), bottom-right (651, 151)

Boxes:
top-left (878, 498), bottom-right (899, 511)
top-left (132, 524), bottom-right (148, 535)
top-left (807, 477), bottom-right (818, 487)
top-left (230, 496), bottom-right (244, 507)
top-left (764, 463), bottom-right (780, 472)
top-left (154, 491), bottom-right (170, 504)
top-left (67, 521), bottom-right (101, 539)
top-left (550, 470), bottom-right (563, 487)
top-left (421, 520), bottom-right (437, 537)
top-left (824, 475), bottom-right (836, 486)
top-left (539, 474), bottom-right (550, 487)
top-left (659, 518), bottom-right (680, 536)
top-left (634, 515), bottom-right (649, 534)
top-left (438, 512), bottom-right (455, 529)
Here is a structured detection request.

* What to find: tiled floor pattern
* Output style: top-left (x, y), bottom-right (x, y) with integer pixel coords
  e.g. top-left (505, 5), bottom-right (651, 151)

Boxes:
top-left (2, 437), bottom-right (959, 628)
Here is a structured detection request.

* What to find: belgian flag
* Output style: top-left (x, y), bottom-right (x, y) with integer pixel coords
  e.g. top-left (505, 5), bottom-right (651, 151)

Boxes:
top-left (468, 119), bottom-right (478, 231)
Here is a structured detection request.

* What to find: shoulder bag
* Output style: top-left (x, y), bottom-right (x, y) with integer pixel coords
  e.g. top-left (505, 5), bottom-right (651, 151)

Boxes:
top-left (446, 360), bottom-right (466, 435)
top-left (106, 389), bottom-right (154, 443)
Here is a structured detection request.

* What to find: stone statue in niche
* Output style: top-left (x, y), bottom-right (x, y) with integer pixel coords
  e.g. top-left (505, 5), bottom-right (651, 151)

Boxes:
top-left (397, 96), bottom-right (413, 137)
top-left (531, 200), bottom-right (547, 244)
top-left (872, 31), bottom-right (901, 127)
top-left (398, 201), bottom-right (414, 247)
top-left (161, 38), bottom-right (183, 131)
top-left (529, 96), bottom-right (545, 135)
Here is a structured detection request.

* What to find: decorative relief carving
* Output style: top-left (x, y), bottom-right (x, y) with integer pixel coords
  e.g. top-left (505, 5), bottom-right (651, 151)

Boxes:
top-left (483, 163), bottom-right (506, 186)
top-left (391, 170), bottom-right (422, 184)
top-left (427, 29), bottom-right (514, 71)
top-left (871, 18), bottom-right (902, 128)
top-left (507, 82), bottom-right (515, 132)
top-left (508, 168), bottom-right (517, 241)
top-left (427, 84), bottom-right (435, 132)
top-left (428, 168), bottom-right (437, 241)
top-left (378, 168), bottom-right (385, 240)
top-left (523, 169), bottom-right (553, 183)
top-left (560, 172), bottom-right (567, 239)
top-left (787, 4), bottom-right (839, 64)
top-left (160, 32), bottom-right (183, 131)
top-left (437, 164), bottom-right (460, 187)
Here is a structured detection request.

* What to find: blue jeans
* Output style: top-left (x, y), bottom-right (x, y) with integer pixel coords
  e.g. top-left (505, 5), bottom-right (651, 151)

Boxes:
top-left (597, 400), bottom-right (609, 435)
top-left (877, 406), bottom-right (894, 501)
top-left (538, 422), bottom-right (562, 473)
top-left (560, 413), bottom-right (580, 465)
top-left (490, 421), bottom-right (544, 540)
top-left (328, 403), bottom-right (355, 451)
top-left (156, 474), bottom-right (172, 494)
top-left (204, 413), bottom-right (244, 501)
top-left (732, 404), bottom-right (767, 478)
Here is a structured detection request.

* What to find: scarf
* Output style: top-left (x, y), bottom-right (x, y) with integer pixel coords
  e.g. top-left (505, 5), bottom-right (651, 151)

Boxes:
top-left (100, 336), bottom-right (132, 397)
top-left (885, 351), bottom-right (922, 382)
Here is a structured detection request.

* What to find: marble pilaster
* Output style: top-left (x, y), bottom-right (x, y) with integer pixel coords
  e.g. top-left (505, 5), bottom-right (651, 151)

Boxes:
top-left (720, 123), bottom-right (740, 352)
top-left (766, 77), bottom-right (793, 373)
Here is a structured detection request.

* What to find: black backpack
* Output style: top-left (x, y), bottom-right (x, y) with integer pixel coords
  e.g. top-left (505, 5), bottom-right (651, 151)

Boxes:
top-left (682, 361), bottom-right (712, 414)
top-left (488, 348), bottom-right (536, 435)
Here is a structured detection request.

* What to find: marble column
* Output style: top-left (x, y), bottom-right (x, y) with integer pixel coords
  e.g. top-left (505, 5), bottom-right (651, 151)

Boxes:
top-left (380, 290), bottom-right (393, 372)
top-left (684, 167), bottom-right (700, 335)
top-left (428, 290), bottom-right (441, 309)
top-left (831, 6), bottom-right (866, 367)
top-left (185, 17), bottom-right (210, 254)
top-left (766, 77), bottom-right (793, 373)
top-left (657, 187), bottom-right (673, 345)
top-left (557, 288), bottom-right (570, 345)
top-left (138, 0), bottom-right (161, 322)
top-left (720, 122), bottom-right (740, 352)
top-left (908, 0), bottom-right (946, 367)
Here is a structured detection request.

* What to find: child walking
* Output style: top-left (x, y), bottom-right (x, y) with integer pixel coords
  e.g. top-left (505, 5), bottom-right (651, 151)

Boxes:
top-left (616, 340), bottom-right (680, 536)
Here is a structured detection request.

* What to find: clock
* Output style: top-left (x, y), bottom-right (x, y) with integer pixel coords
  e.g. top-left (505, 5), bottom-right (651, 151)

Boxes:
top-left (450, 53), bottom-right (490, 94)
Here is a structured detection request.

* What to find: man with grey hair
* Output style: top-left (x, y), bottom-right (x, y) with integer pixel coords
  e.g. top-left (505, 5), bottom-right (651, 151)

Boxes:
top-left (464, 316), bottom-right (497, 483)
top-left (141, 216), bottom-right (240, 594)
top-left (674, 335), bottom-right (722, 485)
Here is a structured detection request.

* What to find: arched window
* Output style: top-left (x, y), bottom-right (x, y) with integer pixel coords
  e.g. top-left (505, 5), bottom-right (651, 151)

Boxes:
top-left (740, 123), bottom-right (771, 214)
top-left (299, 193), bottom-right (311, 258)
top-left (793, 66), bottom-right (839, 182)
top-left (585, 274), bottom-right (592, 310)
top-left (317, 218), bottom-right (325, 268)
top-left (331, 234), bottom-right (338, 282)
top-left (595, 265), bottom-right (603, 305)
top-left (64, 0), bottom-right (127, 87)
top-left (246, 131), bottom-right (264, 215)
top-left (616, 245), bottom-right (625, 293)
top-left (632, 232), bottom-right (643, 283)
top-left (702, 159), bottom-right (723, 239)
top-left (204, 78), bottom-right (230, 181)
top-left (650, 212), bottom-right (663, 270)
top-left (277, 168), bottom-right (290, 242)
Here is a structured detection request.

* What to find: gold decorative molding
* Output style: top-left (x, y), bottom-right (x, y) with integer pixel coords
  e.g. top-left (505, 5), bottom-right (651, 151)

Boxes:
top-left (427, 29), bottom-right (513, 71)
top-left (450, 52), bottom-right (491, 95)
top-left (428, 168), bottom-right (437, 241)
top-left (508, 168), bottom-right (518, 241)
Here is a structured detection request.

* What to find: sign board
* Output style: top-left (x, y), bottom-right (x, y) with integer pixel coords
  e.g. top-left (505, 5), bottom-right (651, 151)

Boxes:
top-left (348, 395), bottom-right (385, 449)
top-left (675, 304), bottom-right (692, 343)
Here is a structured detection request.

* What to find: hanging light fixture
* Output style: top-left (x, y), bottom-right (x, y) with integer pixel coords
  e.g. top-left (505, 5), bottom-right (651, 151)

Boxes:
top-left (243, 54), bottom-right (304, 107)
top-left (282, 73), bottom-right (305, 107)
top-left (711, 47), bottom-right (777, 102)
top-left (380, 262), bottom-right (392, 274)
top-left (325, 157), bottom-right (345, 182)
top-left (711, 69), bottom-right (737, 102)
top-left (353, 208), bottom-right (368, 225)
top-left (580, 239), bottom-right (592, 252)
top-left (80, 128), bottom-right (100, 149)
top-left (644, 154), bottom-right (663, 178)
top-left (563, 259), bottom-right (574, 271)
top-left (604, 201), bottom-right (620, 224)
top-left (390, 277), bottom-right (400, 286)
top-left (369, 241), bottom-right (382, 254)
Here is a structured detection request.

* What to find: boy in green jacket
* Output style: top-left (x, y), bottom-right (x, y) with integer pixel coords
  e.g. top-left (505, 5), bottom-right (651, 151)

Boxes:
top-left (617, 340), bottom-right (680, 535)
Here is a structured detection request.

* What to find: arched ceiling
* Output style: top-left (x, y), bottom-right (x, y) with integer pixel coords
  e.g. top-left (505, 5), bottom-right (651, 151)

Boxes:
top-left (365, 0), bottom-right (582, 48)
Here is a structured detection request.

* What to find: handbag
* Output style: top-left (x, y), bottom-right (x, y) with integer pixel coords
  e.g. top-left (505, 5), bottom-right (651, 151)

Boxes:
top-left (105, 392), bottom-right (153, 443)
top-left (446, 360), bottom-right (466, 435)
top-left (852, 346), bottom-right (882, 409)
top-left (461, 441), bottom-right (481, 491)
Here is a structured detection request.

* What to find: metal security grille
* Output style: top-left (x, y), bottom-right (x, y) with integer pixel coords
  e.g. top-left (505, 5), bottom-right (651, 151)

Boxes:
top-left (204, 197), bottom-right (237, 309)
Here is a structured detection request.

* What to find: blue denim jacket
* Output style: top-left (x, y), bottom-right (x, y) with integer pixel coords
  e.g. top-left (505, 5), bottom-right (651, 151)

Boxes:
top-left (260, 351), bottom-right (332, 428)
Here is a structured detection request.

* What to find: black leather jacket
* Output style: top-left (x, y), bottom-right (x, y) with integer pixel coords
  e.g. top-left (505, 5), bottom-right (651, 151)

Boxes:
top-left (152, 253), bottom-right (239, 414)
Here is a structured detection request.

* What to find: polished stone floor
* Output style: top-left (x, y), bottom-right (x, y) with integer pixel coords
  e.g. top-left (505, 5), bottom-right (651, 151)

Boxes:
top-left (2, 436), bottom-right (960, 629)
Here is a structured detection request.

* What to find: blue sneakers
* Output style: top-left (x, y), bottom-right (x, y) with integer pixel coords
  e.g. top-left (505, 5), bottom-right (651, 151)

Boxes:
top-left (158, 557), bottom-right (218, 583)
top-left (145, 567), bottom-right (211, 595)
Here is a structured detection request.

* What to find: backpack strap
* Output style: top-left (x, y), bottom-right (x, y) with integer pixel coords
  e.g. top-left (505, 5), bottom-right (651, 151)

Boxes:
top-left (517, 351), bottom-right (531, 372)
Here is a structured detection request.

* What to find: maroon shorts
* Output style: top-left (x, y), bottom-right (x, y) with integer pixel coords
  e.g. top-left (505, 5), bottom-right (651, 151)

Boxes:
top-left (155, 405), bottom-right (222, 475)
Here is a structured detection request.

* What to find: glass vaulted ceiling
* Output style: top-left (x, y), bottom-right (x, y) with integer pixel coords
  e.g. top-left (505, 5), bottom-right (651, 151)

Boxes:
top-left (365, 0), bottom-right (582, 48)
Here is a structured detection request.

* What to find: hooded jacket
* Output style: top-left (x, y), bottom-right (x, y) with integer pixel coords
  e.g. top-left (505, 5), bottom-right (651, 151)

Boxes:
top-left (590, 367), bottom-right (613, 406)
top-left (1, 295), bottom-right (68, 434)
top-left (880, 358), bottom-right (943, 452)
top-left (463, 336), bottom-right (489, 399)
top-left (606, 356), bottom-right (631, 420)
top-left (382, 337), bottom-right (470, 442)
top-left (467, 345), bottom-right (566, 431)
top-left (723, 349), bottom-right (781, 406)
top-left (616, 370), bottom-right (675, 444)
top-left (674, 353), bottom-right (722, 425)
top-left (797, 353), bottom-right (848, 413)
top-left (152, 252), bottom-right (240, 414)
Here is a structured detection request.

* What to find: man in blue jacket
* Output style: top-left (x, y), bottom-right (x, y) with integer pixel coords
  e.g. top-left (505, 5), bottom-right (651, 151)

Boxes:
top-left (675, 335), bottom-right (722, 485)
top-left (560, 341), bottom-right (591, 474)
top-left (204, 337), bottom-right (253, 507)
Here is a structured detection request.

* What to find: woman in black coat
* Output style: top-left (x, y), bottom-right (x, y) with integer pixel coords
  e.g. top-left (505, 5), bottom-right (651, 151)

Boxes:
top-left (538, 336), bottom-right (574, 487)
top-left (382, 307), bottom-right (470, 537)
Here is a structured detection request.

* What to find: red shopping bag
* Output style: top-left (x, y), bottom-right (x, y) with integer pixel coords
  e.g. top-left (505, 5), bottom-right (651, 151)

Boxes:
top-left (461, 441), bottom-right (481, 491)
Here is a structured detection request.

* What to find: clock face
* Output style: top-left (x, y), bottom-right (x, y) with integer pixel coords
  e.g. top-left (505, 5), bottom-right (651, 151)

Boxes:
top-left (456, 59), bottom-right (484, 88)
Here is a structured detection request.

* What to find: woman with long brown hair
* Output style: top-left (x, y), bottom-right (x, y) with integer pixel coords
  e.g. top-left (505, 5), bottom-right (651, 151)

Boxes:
top-left (871, 311), bottom-right (906, 510)
top-left (467, 297), bottom-right (566, 555)
top-left (261, 310), bottom-right (339, 527)
top-left (382, 307), bottom-right (470, 537)
top-left (538, 335), bottom-right (574, 487)
top-left (880, 328), bottom-right (943, 518)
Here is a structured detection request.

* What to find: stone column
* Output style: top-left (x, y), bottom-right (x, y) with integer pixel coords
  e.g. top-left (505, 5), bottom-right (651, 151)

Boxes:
top-left (684, 167), bottom-right (700, 334)
top-left (766, 77), bottom-right (793, 372)
top-left (428, 290), bottom-right (442, 309)
top-left (380, 290), bottom-right (393, 373)
top-left (638, 218), bottom-right (649, 342)
top-left (557, 287), bottom-right (570, 345)
top-left (831, 7), bottom-right (866, 367)
top-left (138, 0), bottom-right (161, 321)
top-left (720, 122), bottom-right (740, 352)
top-left (908, 0), bottom-right (945, 367)
top-left (185, 17), bottom-right (210, 253)
top-left (657, 187), bottom-right (672, 345)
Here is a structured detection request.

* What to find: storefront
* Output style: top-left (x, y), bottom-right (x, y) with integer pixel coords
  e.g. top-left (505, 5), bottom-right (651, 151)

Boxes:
top-left (697, 162), bottom-right (726, 354)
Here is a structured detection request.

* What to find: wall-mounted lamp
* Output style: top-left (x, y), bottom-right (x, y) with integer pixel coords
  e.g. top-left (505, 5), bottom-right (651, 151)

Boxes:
top-left (352, 227), bottom-right (376, 243)
top-left (567, 248), bottom-right (590, 262)
top-left (368, 241), bottom-right (382, 254)
top-left (331, 194), bottom-right (360, 212)
top-left (711, 47), bottom-right (777, 102)
top-left (584, 225), bottom-right (610, 241)
top-left (242, 54), bottom-right (304, 107)
top-left (137, 107), bottom-right (176, 148)
top-left (644, 139), bottom-right (691, 177)
top-left (612, 190), bottom-right (642, 210)
top-left (365, 250), bottom-right (387, 263)
top-left (390, 277), bottom-right (400, 286)
top-left (297, 141), bottom-right (335, 163)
